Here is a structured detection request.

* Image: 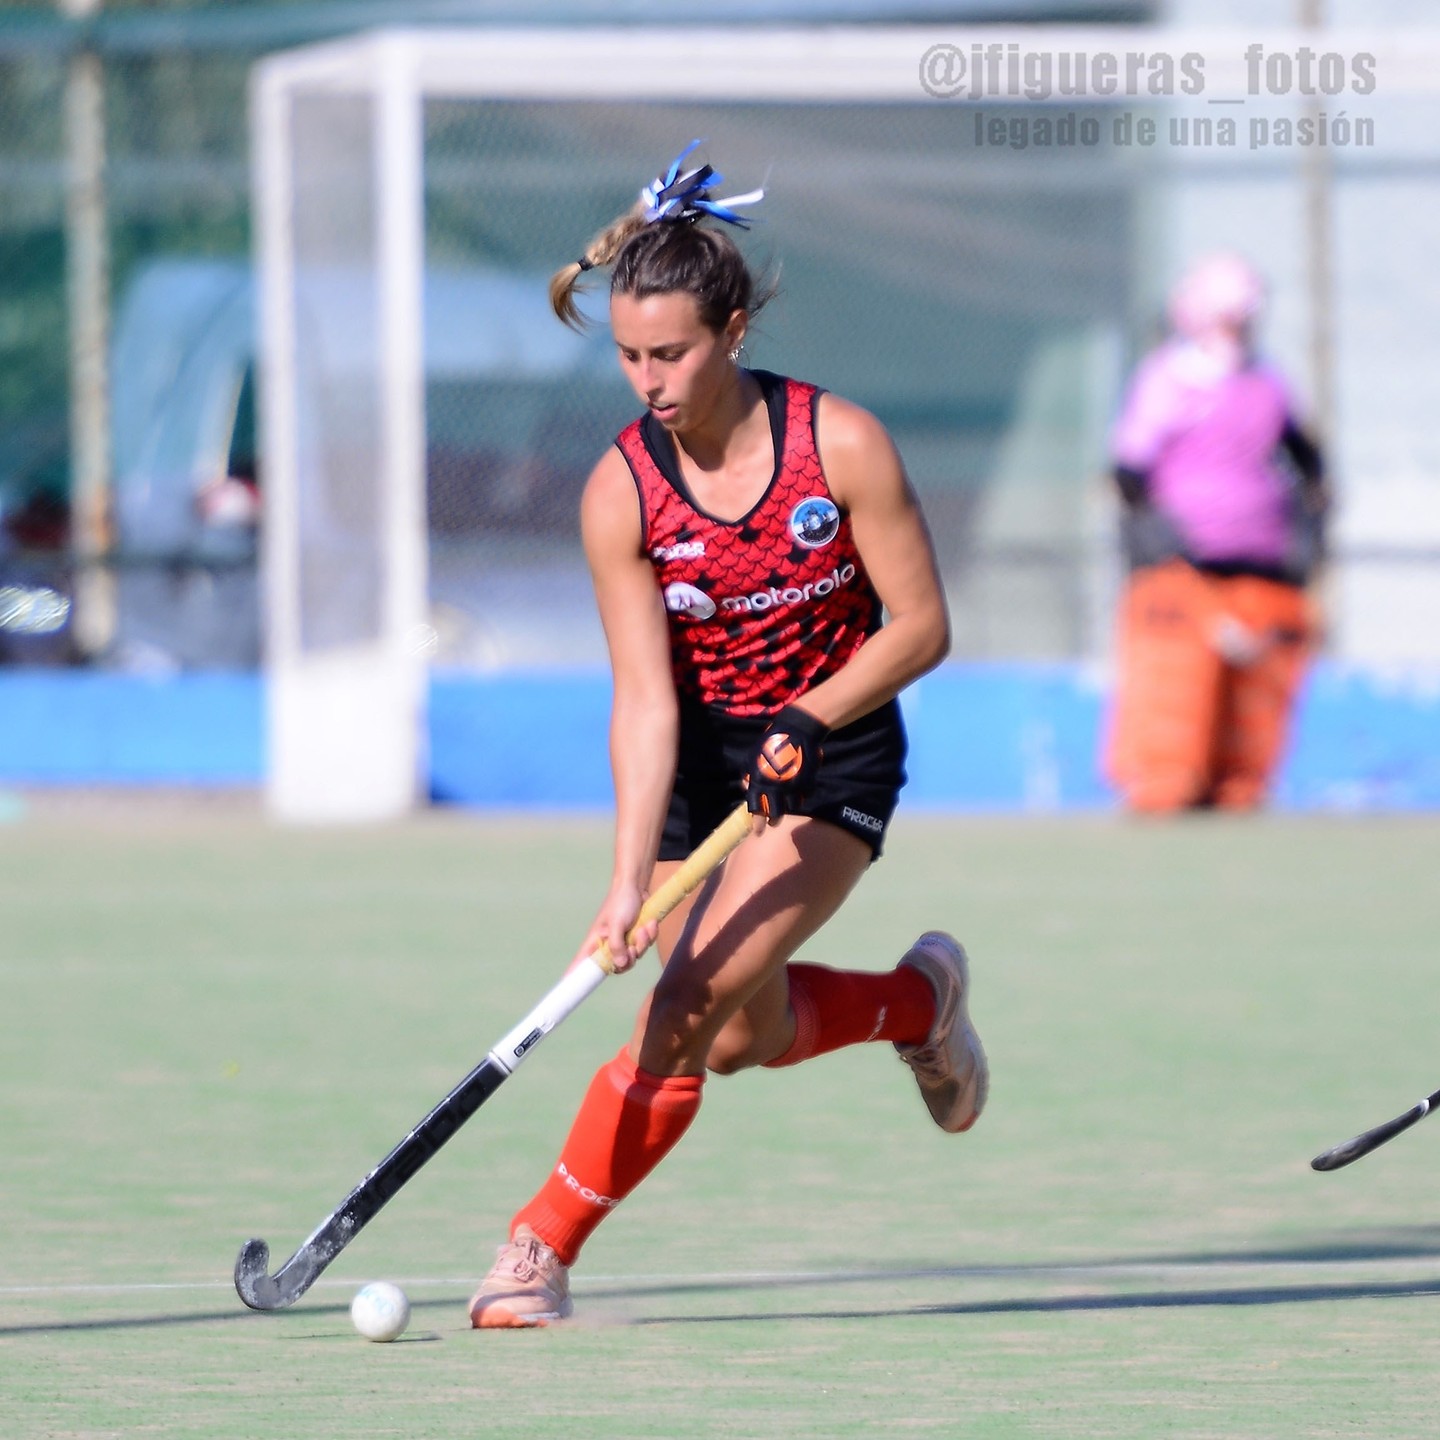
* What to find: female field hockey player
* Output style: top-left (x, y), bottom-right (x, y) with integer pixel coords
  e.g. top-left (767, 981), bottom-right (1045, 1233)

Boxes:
top-left (469, 145), bottom-right (988, 1328)
top-left (1103, 251), bottom-right (1329, 814)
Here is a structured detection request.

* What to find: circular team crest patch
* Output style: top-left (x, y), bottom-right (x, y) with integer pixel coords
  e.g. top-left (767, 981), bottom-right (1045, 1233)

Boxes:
top-left (789, 496), bottom-right (841, 549)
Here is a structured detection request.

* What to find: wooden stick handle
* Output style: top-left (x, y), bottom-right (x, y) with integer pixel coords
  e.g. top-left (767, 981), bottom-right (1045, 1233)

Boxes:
top-left (592, 803), bottom-right (752, 975)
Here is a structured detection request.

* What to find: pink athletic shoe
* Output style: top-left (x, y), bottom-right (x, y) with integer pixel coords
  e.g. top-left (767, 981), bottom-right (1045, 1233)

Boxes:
top-left (894, 931), bottom-right (989, 1133)
top-left (468, 1226), bottom-right (573, 1329)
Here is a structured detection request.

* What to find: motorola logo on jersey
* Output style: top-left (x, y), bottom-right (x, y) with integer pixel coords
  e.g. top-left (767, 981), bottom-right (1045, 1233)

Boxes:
top-left (666, 566), bottom-right (858, 620)
top-left (720, 563), bottom-right (857, 614)
top-left (789, 497), bottom-right (841, 549)
top-left (664, 581), bottom-right (717, 620)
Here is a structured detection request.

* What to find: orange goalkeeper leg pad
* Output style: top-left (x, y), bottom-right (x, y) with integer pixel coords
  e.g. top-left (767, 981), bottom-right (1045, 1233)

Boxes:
top-left (1104, 561), bottom-right (1224, 813)
top-left (1210, 576), bottom-right (1312, 810)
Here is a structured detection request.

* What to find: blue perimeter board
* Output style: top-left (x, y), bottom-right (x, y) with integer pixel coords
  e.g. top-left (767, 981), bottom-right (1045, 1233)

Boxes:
top-left (2, 662), bottom-right (1439, 811)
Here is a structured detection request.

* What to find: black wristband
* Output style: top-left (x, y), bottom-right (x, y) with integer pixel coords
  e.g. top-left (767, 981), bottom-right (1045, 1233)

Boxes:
top-left (772, 704), bottom-right (829, 751)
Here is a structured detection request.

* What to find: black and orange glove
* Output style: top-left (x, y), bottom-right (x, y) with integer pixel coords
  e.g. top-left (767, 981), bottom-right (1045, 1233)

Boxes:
top-left (745, 705), bottom-right (828, 823)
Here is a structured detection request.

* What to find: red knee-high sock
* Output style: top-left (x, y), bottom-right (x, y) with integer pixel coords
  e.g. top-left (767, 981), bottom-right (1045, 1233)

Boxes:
top-left (763, 962), bottom-right (936, 1068)
top-left (511, 1048), bottom-right (703, 1266)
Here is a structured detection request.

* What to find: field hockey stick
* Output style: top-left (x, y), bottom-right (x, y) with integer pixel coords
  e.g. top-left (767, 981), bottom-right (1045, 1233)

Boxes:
top-left (235, 802), bottom-right (752, 1311)
top-left (1310, 1085), bottom-right (1440, 1172)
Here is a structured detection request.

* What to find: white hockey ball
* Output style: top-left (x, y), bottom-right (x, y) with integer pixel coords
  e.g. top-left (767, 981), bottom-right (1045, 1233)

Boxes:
top-left (350, 1281), bottom-right (411, 1342)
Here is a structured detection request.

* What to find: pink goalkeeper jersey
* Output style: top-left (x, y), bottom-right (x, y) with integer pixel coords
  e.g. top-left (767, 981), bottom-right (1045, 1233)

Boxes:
top-left (1111, 340), bottom-right (1297, 566)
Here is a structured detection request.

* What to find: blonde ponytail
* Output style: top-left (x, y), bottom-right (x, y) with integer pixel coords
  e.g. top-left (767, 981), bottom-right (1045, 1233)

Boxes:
top-left (549, 210), bottom-right (648, 331)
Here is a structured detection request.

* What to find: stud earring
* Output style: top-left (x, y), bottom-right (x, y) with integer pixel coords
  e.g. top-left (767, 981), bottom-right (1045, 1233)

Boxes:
top-left (728, 344), bottom-right (744, 363)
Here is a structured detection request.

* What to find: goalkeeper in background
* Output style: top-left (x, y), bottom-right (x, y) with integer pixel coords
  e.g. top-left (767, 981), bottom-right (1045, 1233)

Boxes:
top-left (1103, 251), bottom-right (1330, 814)
top-left (467, 144), bottom-right (988, 1329)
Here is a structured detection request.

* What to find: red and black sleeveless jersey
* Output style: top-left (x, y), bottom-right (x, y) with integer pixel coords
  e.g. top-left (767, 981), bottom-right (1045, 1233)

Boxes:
top-left (615, 370), bottom-right (883, 717)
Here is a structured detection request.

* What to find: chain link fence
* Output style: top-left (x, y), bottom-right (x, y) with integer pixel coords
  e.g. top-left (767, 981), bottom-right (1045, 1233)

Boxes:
top-left (3, 13), bottom-right (1439, 673)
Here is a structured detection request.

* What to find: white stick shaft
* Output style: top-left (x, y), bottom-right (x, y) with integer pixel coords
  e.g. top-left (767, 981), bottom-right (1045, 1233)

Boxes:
top-left (485, 804), bottom-right (752, 1076)
top-left (487, 956), bottom-right (610, 1076)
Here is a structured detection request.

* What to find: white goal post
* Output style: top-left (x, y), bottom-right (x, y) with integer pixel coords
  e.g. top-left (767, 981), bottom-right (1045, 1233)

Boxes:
top-left (251, 24), bottom-right (1439, 822)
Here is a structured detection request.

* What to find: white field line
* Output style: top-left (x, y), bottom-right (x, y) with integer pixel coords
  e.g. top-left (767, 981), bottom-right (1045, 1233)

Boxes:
top-left (6, 1255), bottom-right (1440, 1299)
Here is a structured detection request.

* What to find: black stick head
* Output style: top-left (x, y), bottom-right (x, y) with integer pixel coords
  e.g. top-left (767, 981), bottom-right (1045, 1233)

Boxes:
top-left (234, 1238), bottom-right (289, 1310)
top-left (1310, 1101), bottom-right (1432, 1174)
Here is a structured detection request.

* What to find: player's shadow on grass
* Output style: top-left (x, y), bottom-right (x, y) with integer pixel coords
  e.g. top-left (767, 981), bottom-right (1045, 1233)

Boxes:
top-left (630, 1275), bottom-right (1440, 1326)
top-left (591, 1227), bottom-right (1440, 1324)
top-left (10, 1231), bottom-right (1440, 1336)
top-left (1155, 1228), bottom-right (1440, 1267)
top-left (10, 1271), bottom-right (1440, 1337)
top-left (0, 1297), bottom-right (456, 1339)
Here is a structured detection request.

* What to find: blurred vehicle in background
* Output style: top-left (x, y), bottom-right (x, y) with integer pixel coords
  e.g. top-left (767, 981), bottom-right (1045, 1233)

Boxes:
top-left (97, 256), bottom-right (631, 672)
top-left (0, 483), bottom-right (74, 666)
top-left (109, 257), bottom-right (259, 671)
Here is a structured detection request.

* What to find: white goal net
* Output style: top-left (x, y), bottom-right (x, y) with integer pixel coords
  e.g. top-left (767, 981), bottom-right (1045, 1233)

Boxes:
top-left (252, 24), bottom-right (1439, 820)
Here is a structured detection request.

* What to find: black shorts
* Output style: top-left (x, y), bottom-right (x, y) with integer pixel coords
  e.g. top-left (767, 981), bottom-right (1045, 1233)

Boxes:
top-left (659, 698), bottom-right (908, 862)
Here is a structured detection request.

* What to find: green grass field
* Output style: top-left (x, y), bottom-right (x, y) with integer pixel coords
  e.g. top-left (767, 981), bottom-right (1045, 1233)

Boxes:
top-left (3, 797), bottom-right (1439, 1438)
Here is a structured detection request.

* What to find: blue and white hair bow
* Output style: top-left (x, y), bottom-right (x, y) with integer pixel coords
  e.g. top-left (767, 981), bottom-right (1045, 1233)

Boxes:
top-left (639, 140), bottom-right (764, 229)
